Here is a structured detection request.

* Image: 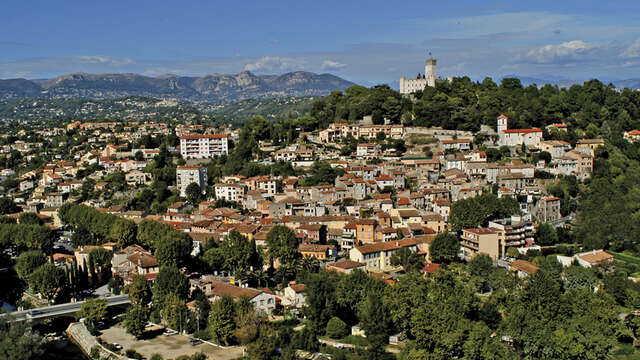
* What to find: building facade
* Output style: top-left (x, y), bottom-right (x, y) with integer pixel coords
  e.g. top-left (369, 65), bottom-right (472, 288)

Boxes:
top-left (176, 165), bottom-right (208, 197)
top-left (179, 134), bottom-right (228, 159)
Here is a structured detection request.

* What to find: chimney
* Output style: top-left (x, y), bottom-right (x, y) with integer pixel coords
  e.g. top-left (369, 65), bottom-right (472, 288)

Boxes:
top-left (396, 240), bottom-right (399, 246)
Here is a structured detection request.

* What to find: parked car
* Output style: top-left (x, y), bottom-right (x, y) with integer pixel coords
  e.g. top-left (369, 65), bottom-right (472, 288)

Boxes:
top-left (189, 338), bottom-right (201, 346)
top-left (163, 329), bottom-right (178, 336)
top-left (113, 343), bottom-right (122, 350)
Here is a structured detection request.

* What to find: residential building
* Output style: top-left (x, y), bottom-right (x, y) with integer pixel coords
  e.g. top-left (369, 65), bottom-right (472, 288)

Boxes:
top-left (349, 238), bottom-right (418, 272)
top-left (179, 134), bottom-right (228, 159)
top-left (460, 228), bottom-right (500, 261)
top-left (214, 183), bottom-right (245, 203)
top-left (176, 165), bottom-right (208, 197)
top-left (356, 143), bottom-right (381, 159)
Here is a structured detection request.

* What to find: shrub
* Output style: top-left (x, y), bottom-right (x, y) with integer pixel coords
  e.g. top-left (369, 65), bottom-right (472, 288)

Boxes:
top-left (325, 317), bottom-right (349, 339)
top-left (90, 346), bottom-right (100, 360)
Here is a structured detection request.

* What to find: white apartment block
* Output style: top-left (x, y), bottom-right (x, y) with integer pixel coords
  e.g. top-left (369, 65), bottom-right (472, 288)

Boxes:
top-left (179, 134), bottom-right (228, 159)
top-left (356, 143), bottom-right (380, 158)
top-left (214, 183), bottom-right (246, 203)
top-left (176, 165), bottom-right (208, 197)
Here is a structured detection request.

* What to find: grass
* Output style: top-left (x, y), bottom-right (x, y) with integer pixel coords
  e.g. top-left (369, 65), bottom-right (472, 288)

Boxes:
top-left (610, 251), bottom-right (640, 266)
top-left (611, 343), bottom-right (640, 359)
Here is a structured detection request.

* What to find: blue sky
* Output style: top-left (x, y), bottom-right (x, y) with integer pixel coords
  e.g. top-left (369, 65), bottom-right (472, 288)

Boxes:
top-left (2, 0), bottom-right (640, 85)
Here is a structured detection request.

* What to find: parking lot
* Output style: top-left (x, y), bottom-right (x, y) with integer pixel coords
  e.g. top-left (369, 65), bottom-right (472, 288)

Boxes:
top-left (99, 325), bottom-right (244, 360)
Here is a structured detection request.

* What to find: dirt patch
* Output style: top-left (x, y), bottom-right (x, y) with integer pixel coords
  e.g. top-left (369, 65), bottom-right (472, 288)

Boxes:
top-left (99, 325), bottom-right (244, 360)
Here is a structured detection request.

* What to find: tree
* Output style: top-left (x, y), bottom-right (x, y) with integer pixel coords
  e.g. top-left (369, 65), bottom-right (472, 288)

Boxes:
top-left (208, 296), bottom-right (236, 345)
top-left (0, 317), bottom-right (43, 360)
top-left (266, 225), bottom-right (298, 267)
top-left (390, 247), bottom-right (423, 272)
top-left (429, 232), bottom-right (460, 264)
top-left (359, 293), bottom-right (392, 359)
top-left (109, 218), bottom-right (137, 247)
top-left (185, 182), bottom-right (202, 205)
top-left (15, 250), bottom-right (46, 281)
top-left (29, 263), bottom-right (65, 302)
top-left (325, 317), bottom-right (349, 339)
top-left (155, 233), bottom-right (192, 268)
top-left (154, 265), bottom-right (190, 304)
top-left (535, 223), bottom-right (558, 246)
top-left (18, 213), bottom-right (42, 226)
top-left (0, 197), bottom-right (20, 215)
top-left (124, 274), bottom-right (152, 307)
top-left (468, 254), bottom-right (494, 292)
top-left (163, 293), bottom-right (188, 333)
top-left (124, 304), bottom-right (149, 339)
top-left (79, 298), bottom-right (108, 331)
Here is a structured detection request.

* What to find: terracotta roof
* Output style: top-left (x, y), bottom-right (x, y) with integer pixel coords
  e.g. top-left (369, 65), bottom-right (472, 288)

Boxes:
top-left (180, 134), bottom-right (227, 139)
top-left (510, 260), bottom-right (539, 275)
top-left (177, 165), bottom-right (204, 170)
top-left (463, 227), bottom-right (497, 235)
top-left (355, 238), bottom-right (417, 255)
top-left (127, 252), bottom-right (158, 268)
top-left (327, 259), bottom-right (365, 270)
top-left (289, 283), bottom-right (306, 293)
top-left (298, 244), bottom-right (333, 253)
top-left (577, 250), bottom-right (613, 265)
top-left (502, 128), bottom-right (543, 134)
top-left (208, 280), bottom-right (263, 299)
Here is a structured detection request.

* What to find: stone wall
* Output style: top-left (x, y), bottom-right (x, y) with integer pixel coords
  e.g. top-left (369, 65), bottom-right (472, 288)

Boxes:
top-left (66, 322), bottom-right (123, 360)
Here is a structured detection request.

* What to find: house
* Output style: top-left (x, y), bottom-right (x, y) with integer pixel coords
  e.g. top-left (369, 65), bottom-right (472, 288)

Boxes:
top-left (575, 250), bottom-right (614, 267)
top-left (441, 138), bottom-right (472, 151)
top-left (496, 115), bottom-right (543, 147)
top-left (206, 280), bottom-right (276, 315)
top-left (533, 196), bottom-right (561, 223)
top-left (214, 183), bottom-right (246, 203)
top-left (353, 219), bottom-right (377, 244)
top-left (546, 123), bottom-right (568, 132)
top-left (349, 238), bottom-right (418, 272)
top-left (538, 140), bottom-right (571, 159)
top-left (510, 259), bottom-right (539, 278)
top-left (281, 281), bottom-right (306, 309)
top-left (125, 170), bottom-right (151, 186)
top-left (575, 139), bottom-right (605, 157)
top-left (356, 143), bottom-right (381, 159)
top-left (298, 244), bottom-right (336, 260)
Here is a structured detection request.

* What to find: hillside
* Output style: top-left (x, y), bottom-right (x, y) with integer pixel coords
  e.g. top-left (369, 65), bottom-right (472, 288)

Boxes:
top-left (0, 71), bottom-right (355, 104)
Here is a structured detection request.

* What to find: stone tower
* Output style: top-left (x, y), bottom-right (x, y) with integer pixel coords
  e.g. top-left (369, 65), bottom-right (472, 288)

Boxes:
top-left (425, 58), bottom-right (437, 87)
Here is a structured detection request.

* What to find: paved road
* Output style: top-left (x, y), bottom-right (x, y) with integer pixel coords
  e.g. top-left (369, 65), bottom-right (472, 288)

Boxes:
top-left (6, 295), bottom-right (130, 321)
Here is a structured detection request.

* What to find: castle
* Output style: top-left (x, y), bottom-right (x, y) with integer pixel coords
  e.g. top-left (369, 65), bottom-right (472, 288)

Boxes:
top-left (399, 58), bottom-right (436, 94)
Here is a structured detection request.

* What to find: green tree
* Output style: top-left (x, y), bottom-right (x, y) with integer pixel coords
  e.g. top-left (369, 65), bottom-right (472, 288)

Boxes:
top-left (429, 232), bottom-right (460, 264)
top-left (124, 274), bottom-right (152, 307)
top-left (163, 293), bottom-right (188, 333)
top-left (390, 247), bottom-right (423, 272)
top-left (0, 317), bottom-right (43, 360)
top-left (185, 182), bottom-right (202, 205)
top-left (29, 263), bottom-right (66, 301)
top-left (79, 298), bottom-right (108, 331)
top-left (109, 218), bottom-right (137, 247)
top-left (154, 233), bottom-right (192, 268)
top-left (535, 223), bottom-right (558, 246)
top-left (124, 304), bottom-right (149, 339)
top-left (0, 197), bottom-right (20, 215)
top-left (266, 225), bottom-right (298, 267)
top-left (154, 265), bottom-right (190, 304)
top-left (18, 213), bottom-right (42, 226)
top-left (325, 316), bottom-right (349, 339)
top-left (359, 293), bottom-right (392, 359)
top-left (15, 250), bottom-right (47, 281)
top-left (208, 296), bottom-right (236, 345)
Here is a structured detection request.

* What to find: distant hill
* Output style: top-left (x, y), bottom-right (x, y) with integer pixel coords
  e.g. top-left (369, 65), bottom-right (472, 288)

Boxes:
top-left (0, 71), bottom-right (356, 104)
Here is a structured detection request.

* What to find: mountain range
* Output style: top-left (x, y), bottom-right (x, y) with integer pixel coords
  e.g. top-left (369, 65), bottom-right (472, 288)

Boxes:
top-left (0, 71), bottom-right (356, 104)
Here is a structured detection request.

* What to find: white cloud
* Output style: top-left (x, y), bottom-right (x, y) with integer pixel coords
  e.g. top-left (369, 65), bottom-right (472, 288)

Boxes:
top-left (243, 56), bottom-right (306, 72)
top-left (77, 55), bottom-right (134, 65)
top-left (525, 40), bottom-right (600, 64)
top-left (620, 39), bottom-right (640, 58)
top-left (321, 60), bottom-right (346, 70)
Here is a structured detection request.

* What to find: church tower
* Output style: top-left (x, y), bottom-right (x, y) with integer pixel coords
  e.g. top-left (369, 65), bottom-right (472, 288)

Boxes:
top-left (425, 58), bottom-right (437, 87)
top-left (497, 114), bottom-right (508, 133)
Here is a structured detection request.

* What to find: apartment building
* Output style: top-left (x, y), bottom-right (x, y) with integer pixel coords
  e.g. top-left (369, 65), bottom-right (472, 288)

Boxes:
top-left (179, 134), bottom-right (228, 159)
top-left (176, 165), bottom-right (208, 197)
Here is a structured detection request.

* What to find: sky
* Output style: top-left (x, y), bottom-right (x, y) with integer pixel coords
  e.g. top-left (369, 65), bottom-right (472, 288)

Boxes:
top-left (2, 0), bottom-right (640, 86)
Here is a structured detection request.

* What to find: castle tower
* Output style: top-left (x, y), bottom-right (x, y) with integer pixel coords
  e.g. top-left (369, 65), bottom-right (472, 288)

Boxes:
top-left (425, 58), bottom-right (437, 87)
top-left (497, 114), bottom-right (508, 133)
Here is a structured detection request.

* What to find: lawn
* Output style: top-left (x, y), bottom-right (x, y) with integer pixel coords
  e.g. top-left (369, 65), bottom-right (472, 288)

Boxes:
top-left (610, 251), bottom-right (640, 266)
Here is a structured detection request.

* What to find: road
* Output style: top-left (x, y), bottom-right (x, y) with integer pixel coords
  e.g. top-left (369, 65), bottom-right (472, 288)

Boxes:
top-left (6, 295), bottom-right (130, 322)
